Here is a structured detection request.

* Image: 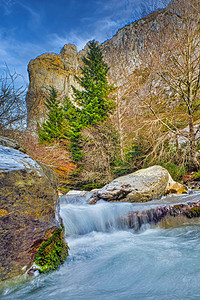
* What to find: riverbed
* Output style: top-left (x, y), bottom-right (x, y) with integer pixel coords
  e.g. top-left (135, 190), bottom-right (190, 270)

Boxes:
top-left (1, 193), bottom-right (200, 299)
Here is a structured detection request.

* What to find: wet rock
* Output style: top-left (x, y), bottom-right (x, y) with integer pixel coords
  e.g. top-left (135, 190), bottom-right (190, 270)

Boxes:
top-left (126, 195), bottom-right (200, 231)
top-left (89, 166), bottom-right (186, 204)
top-left (0, 145), bottom-right (68, 281)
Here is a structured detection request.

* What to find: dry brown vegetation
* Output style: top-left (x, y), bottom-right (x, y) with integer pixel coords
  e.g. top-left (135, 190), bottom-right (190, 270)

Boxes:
top-left (0, 129), bottom-right (75, 191)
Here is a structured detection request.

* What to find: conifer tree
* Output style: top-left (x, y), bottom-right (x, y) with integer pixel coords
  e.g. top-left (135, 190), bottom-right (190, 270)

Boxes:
top-left (72, 40), bottom-right (114, 126)
top-left (66, 40), bottom-right (115, 162)
top-left (39, 87), bottom-right (65, 142)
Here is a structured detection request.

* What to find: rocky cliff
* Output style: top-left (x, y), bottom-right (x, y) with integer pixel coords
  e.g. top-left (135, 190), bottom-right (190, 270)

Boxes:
top-left (26, 44), bottom-right (82, 130)
top-left (26, 5), bottom-right (171, 130)
top-left (0, 139), bottom-right (68, 281)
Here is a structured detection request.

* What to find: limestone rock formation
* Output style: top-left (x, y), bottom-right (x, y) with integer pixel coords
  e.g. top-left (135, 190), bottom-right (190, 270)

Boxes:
top-left (26, 5), bottom-right (171, 131)
top-left (0, 144), bottom-right (68, 281)
top-left (88, 166), bottom-right (186, 204)
top-left (26, 44), bottom-right (83, 130)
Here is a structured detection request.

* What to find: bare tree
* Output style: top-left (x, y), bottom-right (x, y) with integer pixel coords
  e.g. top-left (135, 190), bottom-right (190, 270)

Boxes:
top-left (78, 121), bottom-right (120, 188)
top-left (135, 0), bottom-right (200, 169)
top-left (0, 69), bottom-right (26, 130)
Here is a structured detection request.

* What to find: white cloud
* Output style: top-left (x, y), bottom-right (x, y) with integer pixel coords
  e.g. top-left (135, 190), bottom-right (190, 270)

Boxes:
top-left (48, 15), bottom-right (125, 53)
top-left (0, 31), bottom-right (46, 86)
top-left (0, 0), bottom-right (15, 15)
top-left (17, 1), bottom-right (41, 28)
top-left (99, 0), bottom-right (141, 21)
top-left (48, 32), bottom-right (91, 52)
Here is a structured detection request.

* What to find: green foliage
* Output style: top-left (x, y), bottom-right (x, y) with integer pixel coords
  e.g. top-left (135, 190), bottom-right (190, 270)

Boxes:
top-left (193, 170), bottom-right (200, 180)
top-left (64, 97), bottom-right (83, 161)
top-left (72, 40), bottom-right (115, 126)
top-left (35, 229), bottom-right (69, 273)
top-left (159, 162), bottom-right (187, 182)
top-left (66, 40), bottom-right (115, 163)
top-left (39, 87), bottom-right (66, 142)
top-left (185, 207), bottom-right (200, 219)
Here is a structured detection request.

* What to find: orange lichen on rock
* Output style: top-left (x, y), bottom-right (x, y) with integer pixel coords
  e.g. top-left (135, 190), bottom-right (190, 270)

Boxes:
top-left (0, 209), bottom-right (8, 217)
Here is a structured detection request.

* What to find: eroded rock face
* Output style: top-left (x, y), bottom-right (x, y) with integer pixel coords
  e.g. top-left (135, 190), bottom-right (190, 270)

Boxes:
top-left (0, 145), bottom-right (67, 281)
top-left (26, 6), bottom-right (171, 131)
top-left (26, 43), bottom-right (84, 130)
top-left (88, 166), bottom-right (186, 204)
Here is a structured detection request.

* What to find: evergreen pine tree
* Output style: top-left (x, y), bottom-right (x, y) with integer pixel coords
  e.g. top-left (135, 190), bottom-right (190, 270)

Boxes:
top-left (64, 97), bottom-right (83, 161)
top-left (66, 40), bottom-right (115, 162)
top-left (39, 87), bottom-right (65, 142)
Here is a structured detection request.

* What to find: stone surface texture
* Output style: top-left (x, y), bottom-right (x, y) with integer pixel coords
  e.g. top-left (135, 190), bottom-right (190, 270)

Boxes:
top-left (88, 166), bottom-right (186, 204)
top-left (0, 144), bottom-right (65, 281)
top-left (126, 193), bottom-right (200, 231)
top-left (26, 43), bottom-right (84, 130)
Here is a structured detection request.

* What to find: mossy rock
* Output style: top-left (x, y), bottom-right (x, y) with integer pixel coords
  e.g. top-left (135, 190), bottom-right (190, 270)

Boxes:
top-left (35, 229), bottom-right (69, 273)
top-left (185, 207), bottom-right (200, 219)
top-left (0, 145), bottom-right (66, 281)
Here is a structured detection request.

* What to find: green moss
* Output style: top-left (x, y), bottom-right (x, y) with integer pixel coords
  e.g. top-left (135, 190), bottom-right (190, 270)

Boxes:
top-left (185, 207), bottom-right (200, 219)
top-left (193, 170), bottom-right (200, 180)
top-left (35, 228), bottom-right (69, 273)
top-left (160, 162), bottom-right (187, 182)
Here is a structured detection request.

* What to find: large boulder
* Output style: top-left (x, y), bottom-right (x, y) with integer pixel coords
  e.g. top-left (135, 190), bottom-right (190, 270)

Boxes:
top-left (0, 144), bottom-right (68, 282)
top-left (89, 166), bottom-right (186, 204)
top-left (126, 194), bottom-right (200, 231)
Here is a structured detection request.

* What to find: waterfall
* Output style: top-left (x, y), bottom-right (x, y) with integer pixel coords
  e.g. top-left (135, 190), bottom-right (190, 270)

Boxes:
top-left (60, 192), bottom-right (200, 236)
top-left (60, 201), bottom-right (135, 235)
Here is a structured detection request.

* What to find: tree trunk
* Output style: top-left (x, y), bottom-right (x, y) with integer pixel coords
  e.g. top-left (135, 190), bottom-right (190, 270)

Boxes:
top-left (189, 116), bottom-right (199, 170)
top-left (116, 94), bottom-right (125, 161)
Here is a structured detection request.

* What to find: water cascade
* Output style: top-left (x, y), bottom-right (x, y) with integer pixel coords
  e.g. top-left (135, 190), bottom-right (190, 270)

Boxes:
top-left (60, 192), bottom-right (200, 235)
top-left (2, 192), bottom-right (200, 299)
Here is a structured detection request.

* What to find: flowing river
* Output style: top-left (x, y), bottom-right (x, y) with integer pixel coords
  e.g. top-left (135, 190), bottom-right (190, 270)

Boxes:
top-left (2, 193), bottom-right (200, 299)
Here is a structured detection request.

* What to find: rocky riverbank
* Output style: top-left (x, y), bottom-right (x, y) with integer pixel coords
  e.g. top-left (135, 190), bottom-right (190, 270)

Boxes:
top-left (0, 138), bottom-right (68, 282)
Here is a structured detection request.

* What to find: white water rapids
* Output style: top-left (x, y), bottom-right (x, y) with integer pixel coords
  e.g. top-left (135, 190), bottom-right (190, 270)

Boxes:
top-left (2, 193), bottom-right (200, 299)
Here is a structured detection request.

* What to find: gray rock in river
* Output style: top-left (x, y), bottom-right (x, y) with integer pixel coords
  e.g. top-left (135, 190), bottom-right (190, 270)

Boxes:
top-left (0, 144), bottom-right (68, 282)
top-left (89, 166), bottom-right (186, 204)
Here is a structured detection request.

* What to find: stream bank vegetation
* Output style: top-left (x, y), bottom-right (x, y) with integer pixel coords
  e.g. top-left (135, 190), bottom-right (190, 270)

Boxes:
top-left (39, 40), bottom-right (121, 190)
top-left (135, 0), bottom-right (200, 171)
top-left (1, 0), bottom-right (200, 191)
top-left (35, 1), bottom-right (200, 189)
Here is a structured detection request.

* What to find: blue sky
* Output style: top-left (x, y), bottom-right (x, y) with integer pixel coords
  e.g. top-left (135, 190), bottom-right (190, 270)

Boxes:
top-left (0, 0), bottom-right (167, 86)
